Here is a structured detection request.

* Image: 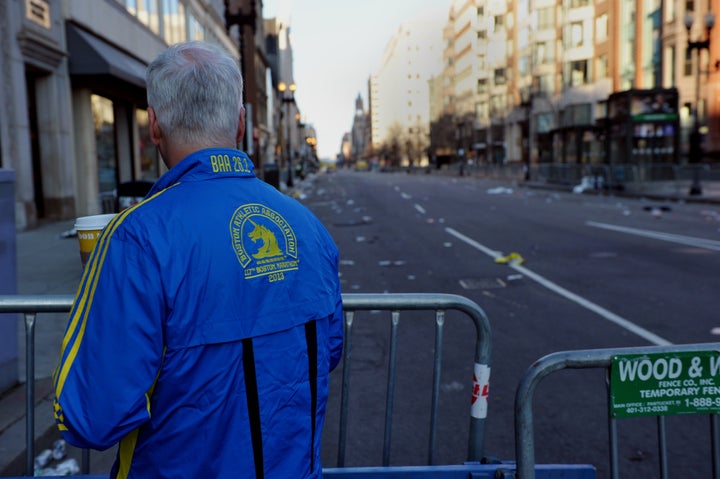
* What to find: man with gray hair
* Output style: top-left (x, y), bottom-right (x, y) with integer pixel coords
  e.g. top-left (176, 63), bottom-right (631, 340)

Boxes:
top-left (53, 41), bottom-right (343, 479)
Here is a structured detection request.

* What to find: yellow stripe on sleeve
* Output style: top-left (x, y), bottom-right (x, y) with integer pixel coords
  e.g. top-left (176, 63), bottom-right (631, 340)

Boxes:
top-left (55, 186), bottom-right (176, 399)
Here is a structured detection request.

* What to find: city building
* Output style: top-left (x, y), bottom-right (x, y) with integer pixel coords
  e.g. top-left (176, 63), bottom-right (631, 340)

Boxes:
top-left (369, 8), bottom-right (445, 167)
top-left (265, 15), bottom-right (302, 187)
top-left (349, 93), bottom-right (371, 166)
top-left (0, 0), bottom-right (294, 231)
top-left (432, 0), bottom-right (719, 177)
top-left (226, 0), bottom-right (272, 173)
top-left (0, 0), bottom-right (242, 230)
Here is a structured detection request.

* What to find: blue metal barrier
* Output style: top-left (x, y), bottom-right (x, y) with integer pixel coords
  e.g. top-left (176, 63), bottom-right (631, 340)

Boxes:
top-left (3, 463), bottom-right (596, 479)
top-left (0, 293), bottom-right (493, 476)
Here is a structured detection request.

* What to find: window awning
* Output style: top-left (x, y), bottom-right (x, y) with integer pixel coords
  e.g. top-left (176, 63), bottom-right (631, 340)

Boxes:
top-left (66, 24), bottom-right (147, 88)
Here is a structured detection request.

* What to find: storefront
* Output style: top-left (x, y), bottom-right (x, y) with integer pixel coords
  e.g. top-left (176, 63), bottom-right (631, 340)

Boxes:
top-left (66, 23), bottom-right (163, 215)
top-left (2, 1), bottom-right (237, 228)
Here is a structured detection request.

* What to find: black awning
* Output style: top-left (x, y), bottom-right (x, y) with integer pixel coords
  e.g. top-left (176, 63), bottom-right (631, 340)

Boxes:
top-left (66, 24), bottom-right (147, 88)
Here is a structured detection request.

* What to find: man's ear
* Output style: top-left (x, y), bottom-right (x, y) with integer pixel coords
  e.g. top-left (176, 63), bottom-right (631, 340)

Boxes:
top-left (236, 106), bottom-right (246, 144)
top-left (148, 107), bottom-right (162, 146)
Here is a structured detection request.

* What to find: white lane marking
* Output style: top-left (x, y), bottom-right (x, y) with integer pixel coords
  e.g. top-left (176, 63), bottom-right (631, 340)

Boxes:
top-left (587, 221), bottom-right (720, 251)
top-left (444, 227), bottom-right (503, 258)
top-left (445, 227), bottom-right (672, 346)
top-left (415, 204), bottom-right (426, 214)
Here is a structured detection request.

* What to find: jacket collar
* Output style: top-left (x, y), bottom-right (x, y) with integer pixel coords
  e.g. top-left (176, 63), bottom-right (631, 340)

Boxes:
top-left (148, 148), bottom-right (255, 196)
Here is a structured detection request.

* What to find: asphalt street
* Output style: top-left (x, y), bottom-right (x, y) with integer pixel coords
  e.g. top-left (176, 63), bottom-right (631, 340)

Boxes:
top-left (2, 170), bottom-right (720, 476)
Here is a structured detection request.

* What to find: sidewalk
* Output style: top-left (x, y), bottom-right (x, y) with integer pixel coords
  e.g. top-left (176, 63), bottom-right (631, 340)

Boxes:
top-left (1, 174), bottom-right (720, 476)
top-left (528, 177), bottom-right (720, 204)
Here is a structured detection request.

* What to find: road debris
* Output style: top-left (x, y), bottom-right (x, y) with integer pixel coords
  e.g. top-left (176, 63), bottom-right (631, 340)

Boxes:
top-left (494, 252), bottom-right (525, 266)
top-left (486, 187), bottom-right (514, 195)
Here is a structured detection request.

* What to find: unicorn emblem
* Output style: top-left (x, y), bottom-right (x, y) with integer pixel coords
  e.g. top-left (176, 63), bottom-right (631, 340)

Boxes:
top-left (247, 219), bottom-right (283, 259)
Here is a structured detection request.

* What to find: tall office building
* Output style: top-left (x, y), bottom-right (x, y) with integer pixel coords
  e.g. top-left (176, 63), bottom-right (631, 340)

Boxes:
top-left (370, 8), bottom-right (445, 166)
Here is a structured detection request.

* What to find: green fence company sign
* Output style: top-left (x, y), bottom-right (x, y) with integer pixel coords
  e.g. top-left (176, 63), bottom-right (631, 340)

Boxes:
top-left (610, 350), bottom-right (720, 418)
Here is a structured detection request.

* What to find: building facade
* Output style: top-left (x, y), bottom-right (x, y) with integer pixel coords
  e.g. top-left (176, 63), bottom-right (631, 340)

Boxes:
top-left (433, 0), bottom-right (719, 170)
top-left (265, 15), bottom-right (304, 186)
top-left (369, 8), bottom-right (445, 167)
top-left (0, 0), bottom-right (247, 230)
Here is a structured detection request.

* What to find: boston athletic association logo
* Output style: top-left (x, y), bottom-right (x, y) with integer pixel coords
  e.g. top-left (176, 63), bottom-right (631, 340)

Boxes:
top-left (230, 203), bottom-right (299, 282)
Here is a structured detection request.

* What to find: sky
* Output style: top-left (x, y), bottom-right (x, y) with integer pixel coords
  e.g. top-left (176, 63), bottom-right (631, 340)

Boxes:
top-left (263, 0), bottom-right (451, 159)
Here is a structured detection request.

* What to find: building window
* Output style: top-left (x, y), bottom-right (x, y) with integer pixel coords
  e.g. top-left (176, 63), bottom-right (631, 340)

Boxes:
top-left (684, 47), bottom-right (693, 76)
top-left (188, 12), bottom-right (204, 40)
top-left (538, 74), bottom-right (555, 95)
top-left (494, 15), bottom-right (504, 31)
top-left (163, 0), bottom-right (186, 44)
top-left (476, 101), bottom-right (488, 120)
top-left (596, 14), bottom-right (608, 42)
top-left (664, 45), bottom-right (676, 85)
top-left (566, 21), bottom-right (585, 47)
top-left (568, 0), bottom-right (590, 8)
top-left (494, 68), bottom-right (506, 85)
top-left (566, 60), bottom-right (589, 86)
top-left (534, 41), bottom-right (555, 64)
top-left (136, 109), bottom-right (160, 181)
top-left (490, 94), bottom-right (505, 116)
top-left (519, 55), bottom-right (530, 76)
top-left (121, 0), bottom-right (160, 34)
top-left (596, 54), bottom-right (608, 79)
top-left (537, 7), bottom-right (554, 29)
top-left (477, 78), bottom-right (488, 93)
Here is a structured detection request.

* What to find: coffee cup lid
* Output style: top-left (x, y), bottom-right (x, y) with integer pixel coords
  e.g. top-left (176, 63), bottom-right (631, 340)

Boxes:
top-left (74, 214), bottom-right (117, 230)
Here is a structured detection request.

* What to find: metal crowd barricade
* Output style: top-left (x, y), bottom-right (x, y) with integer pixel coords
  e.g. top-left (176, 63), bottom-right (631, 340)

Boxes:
top-left (515, 343), bottom-right (720, 479)
top-left (338, 293), bottom-right (492, 467)
top-left (0, 292), bottom-right (492, 477)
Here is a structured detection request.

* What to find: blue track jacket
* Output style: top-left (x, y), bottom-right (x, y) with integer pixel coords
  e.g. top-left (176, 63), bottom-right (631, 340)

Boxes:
top-left (53, 149), bottom-right (344, 478)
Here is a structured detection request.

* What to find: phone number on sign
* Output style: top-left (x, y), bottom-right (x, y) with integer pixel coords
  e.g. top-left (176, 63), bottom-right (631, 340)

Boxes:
top-left (685, 397), bottom-right (720, 408)
top-left (624, 405), bottom-right (670, 414)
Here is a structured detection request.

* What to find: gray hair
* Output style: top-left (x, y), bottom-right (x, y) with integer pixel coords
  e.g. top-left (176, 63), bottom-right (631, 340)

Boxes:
top-left (146, 41), bottom-right (244, 146)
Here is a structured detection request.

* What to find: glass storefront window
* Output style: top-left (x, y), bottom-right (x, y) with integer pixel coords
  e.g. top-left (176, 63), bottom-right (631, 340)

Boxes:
top-left (91, 95), bottom-right (117, 194)
top-left (136, 109), bottom-right (160, 181)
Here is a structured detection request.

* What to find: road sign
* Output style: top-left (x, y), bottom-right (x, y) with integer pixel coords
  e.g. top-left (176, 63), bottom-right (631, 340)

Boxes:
top-left (610, 350), bottom-right (720, 418)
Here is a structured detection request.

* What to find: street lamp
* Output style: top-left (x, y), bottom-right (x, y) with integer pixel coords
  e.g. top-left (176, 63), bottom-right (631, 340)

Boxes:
top-left (278, 81), bottom-right (297, 188)
top-left (520, 88), bottom-right (533, 181)
top-left (455, 117), bottom-right (466, 176)
top-left (684, 9), bottom-right (715, 195)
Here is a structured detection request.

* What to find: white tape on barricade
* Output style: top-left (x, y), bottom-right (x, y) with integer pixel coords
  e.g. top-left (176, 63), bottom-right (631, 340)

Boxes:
top-left (471, 363), bottom-right (491, 419)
